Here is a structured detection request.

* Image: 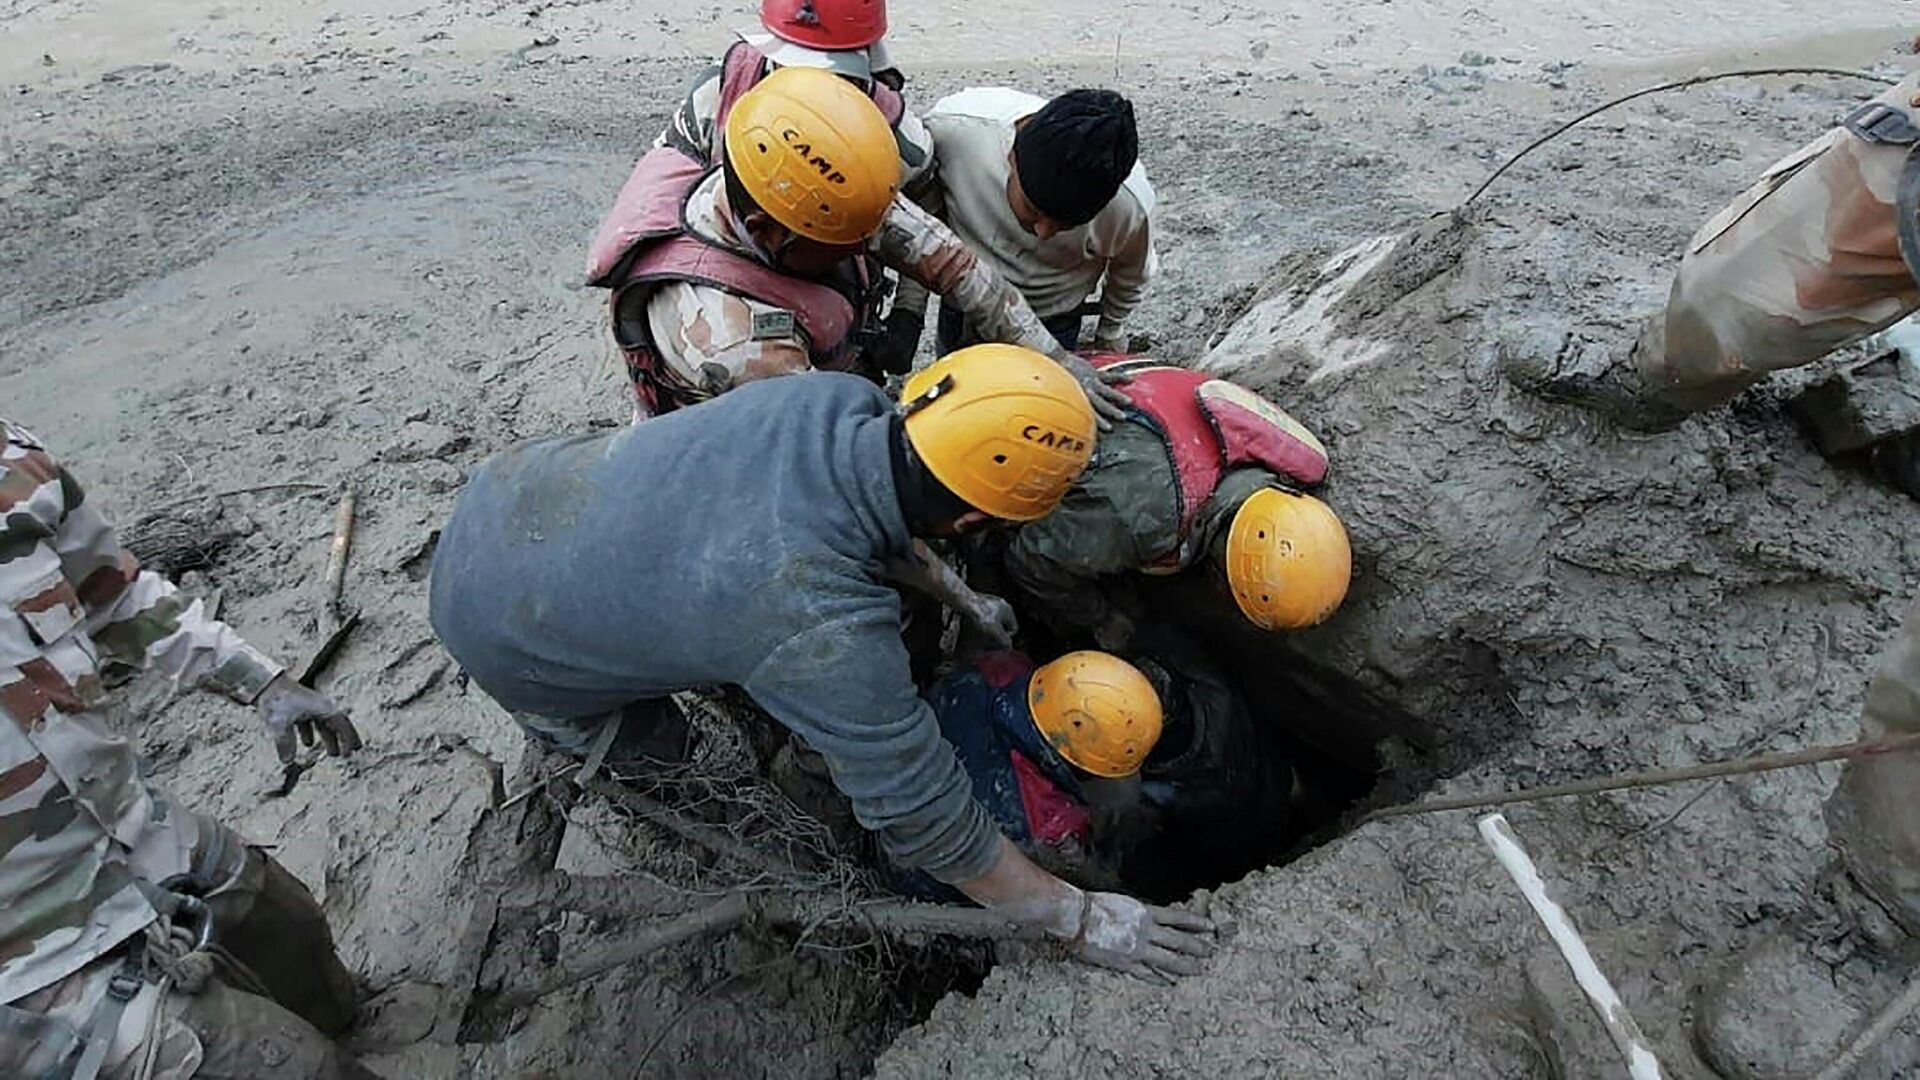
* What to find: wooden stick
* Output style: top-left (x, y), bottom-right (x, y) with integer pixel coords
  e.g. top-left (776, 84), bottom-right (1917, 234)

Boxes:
top-left (484, 891), bottom-right (1050, 1012)
top-left (207, 481), bottom-right (333, 500)
top-left (1366, 733), bottom-right (1920, 824)
top-left (1478, 813), bottom-right (1666, 1080)
top-left (322, 489), bottom-right (356, 621)
top-left (487, 894), bottom-right (753, 1012)
top-left (1812, 973), bottom-right (1920, 1080)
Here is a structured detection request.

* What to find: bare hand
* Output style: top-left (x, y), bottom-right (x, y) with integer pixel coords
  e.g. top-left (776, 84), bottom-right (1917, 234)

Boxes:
top-left (963, 592), bottom-right (1020, 650)
top-left (253, 674), bottom-right (362, 766)
top-left (1060, 355), bottom-right (1133, 429)
top-left (1072, 892), bottom-right (1217, 983)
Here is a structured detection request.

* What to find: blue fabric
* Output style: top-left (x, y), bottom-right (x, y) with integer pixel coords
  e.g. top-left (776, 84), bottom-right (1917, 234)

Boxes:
top-left (886, 659), bottom-right (1089, 900)
top-left (429, 374), bottom-right (1000, 881)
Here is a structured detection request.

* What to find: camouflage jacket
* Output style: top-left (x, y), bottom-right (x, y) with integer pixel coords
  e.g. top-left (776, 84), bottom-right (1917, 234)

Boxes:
top-left (650, 57), bottom-right (1069, 360)
top-left (0, 420), bottom-right (282, 1005)
top-left (1002, 419), bottom-right (1271, 641)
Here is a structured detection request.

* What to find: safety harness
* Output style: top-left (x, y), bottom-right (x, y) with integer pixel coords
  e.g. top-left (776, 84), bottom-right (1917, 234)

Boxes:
top-left (1087, 354), bottom-right (1331, 570)
top-left (584, 42), bottom-right (895, 415)
top-left (1842, 99), bottom-right (1920, 286)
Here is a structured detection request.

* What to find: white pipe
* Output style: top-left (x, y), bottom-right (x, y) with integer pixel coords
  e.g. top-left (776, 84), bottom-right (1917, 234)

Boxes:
top-left (1477, 813), bottom-right (1666, 1080)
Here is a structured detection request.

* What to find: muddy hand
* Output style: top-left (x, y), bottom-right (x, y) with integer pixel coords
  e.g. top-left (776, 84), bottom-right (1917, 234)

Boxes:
top-left (254, 674), bottom-right (363, 766)
top-left (1092, 610), bottom-right (1136, 653)
top-left (963, 592), bottom-right (1020, 650)
top-left (1061, 355), bottom-right (1133, 428)
top-left (1072, 892), bottom-right (1216, 983)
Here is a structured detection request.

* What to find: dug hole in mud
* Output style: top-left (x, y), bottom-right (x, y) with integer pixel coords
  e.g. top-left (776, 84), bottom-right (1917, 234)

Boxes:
top-left (7, 37), bottom-right (1919, 1080)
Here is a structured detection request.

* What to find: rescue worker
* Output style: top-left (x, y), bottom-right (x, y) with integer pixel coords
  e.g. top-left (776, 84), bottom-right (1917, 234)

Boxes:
top-left (1691, 599), bottom-right (1920, 1079)
top-left (897, 645), bottom-right (1304, 902)
top-left (0, 421), bottom-right (372, 1079)
top-left (593, 54), bottom-right (1128, 421)
top-left (657, 0), bottom-right (918, 169)
top-left (1503, 71), bottom-right (1920, 494)
top-left (996, 355), bottom-right (1353, 652)
top-left (889, 649), bottom-right (1164, 899)
top-left (917, 87), bottom-right (1157, 356)
top-left (428, 345), bottom-right (1215, 982)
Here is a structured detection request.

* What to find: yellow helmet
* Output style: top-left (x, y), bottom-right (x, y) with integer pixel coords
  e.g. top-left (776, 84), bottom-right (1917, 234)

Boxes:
top-left (1225, 488), bottom-right (1352, 631)
top-left (723, 66), bottom-right (900, 246)
top-left (1027, 651), bottom-right (1163, 778)
top-left (900, 345), bottom-right (1096, 521)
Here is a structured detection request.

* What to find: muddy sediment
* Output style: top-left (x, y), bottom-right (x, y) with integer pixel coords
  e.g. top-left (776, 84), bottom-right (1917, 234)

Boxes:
top-left (5, 6), bottom-right (1919, 1077)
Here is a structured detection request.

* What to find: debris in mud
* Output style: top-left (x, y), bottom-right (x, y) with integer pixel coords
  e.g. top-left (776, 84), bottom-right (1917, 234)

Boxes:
top-left (121, 504), bottom-right (242, 576)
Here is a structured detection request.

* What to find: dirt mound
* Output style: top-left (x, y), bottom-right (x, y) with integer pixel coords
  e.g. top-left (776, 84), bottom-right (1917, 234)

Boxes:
top-left (874, 87), bottom-right (1920, 1080)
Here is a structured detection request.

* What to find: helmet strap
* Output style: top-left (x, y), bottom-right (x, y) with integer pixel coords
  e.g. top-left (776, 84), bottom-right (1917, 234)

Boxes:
top-left (888, 415), bottom-right (975, 534)
top-left (899, 374), bottom-right (954, 417)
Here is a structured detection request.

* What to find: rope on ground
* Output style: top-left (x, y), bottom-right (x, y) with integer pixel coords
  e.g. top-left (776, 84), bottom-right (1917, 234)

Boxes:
top-left (1363, 731), bottom-right (1920, 823)
top-left (1464, 67), bottom-right (1900, 207)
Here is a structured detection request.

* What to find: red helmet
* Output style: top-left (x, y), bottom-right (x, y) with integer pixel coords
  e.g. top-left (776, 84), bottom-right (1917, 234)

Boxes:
top-left (760, 0), bottom-right (886, 51)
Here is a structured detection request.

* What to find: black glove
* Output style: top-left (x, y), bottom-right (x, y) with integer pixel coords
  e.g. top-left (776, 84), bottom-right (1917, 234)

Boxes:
top-left (870, 309), bottom-right (925, 376)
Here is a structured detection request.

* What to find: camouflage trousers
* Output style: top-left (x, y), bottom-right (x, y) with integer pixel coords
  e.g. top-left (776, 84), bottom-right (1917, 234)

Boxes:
top-left (1638, 71), bottom-right (1920, 409)
top-left (1829, 598), bottom-right (1920, 936)
top-left (2, 813), bottom-right (369, 1080)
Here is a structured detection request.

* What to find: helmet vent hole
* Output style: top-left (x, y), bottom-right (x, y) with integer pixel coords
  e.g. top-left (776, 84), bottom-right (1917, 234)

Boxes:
top-left (758, 142), bottom-right (769, 152)
top-left (993, 454), bottom-right (1007, 464)
top-left (819, 203), bottom-right (831, 213)
top-left (1257, 530), bottom-right (1267, 539)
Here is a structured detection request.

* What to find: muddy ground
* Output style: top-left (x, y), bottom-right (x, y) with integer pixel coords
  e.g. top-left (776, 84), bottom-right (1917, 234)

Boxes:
top-left (4, 2), bottom-right (1918, 1077)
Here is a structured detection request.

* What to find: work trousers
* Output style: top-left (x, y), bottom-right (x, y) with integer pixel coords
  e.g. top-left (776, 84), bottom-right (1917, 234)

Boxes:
top-left (1830, 598), bottom-right (1920, 936)
top-left (1640, 71), bottom-right (1920, 409)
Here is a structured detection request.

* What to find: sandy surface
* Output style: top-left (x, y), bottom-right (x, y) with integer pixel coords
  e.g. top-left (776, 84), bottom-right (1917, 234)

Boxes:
top-left (2, 0), bottom-right (1908, 87)
top-left (4, 1), bottom-right (1918, 1077)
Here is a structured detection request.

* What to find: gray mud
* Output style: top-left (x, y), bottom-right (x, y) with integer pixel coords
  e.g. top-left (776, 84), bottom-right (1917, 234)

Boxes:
top-left (5, 8), bottom-right (1919, 1079)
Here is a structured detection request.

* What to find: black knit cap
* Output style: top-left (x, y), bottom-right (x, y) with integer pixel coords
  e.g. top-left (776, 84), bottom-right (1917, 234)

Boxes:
top-left (1012, 89), bottom-right (1138, 229)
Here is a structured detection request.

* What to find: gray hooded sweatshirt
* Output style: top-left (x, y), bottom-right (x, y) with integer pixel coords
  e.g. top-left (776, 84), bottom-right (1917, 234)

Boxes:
top-left (429, 374), bottom-right (1000, 881)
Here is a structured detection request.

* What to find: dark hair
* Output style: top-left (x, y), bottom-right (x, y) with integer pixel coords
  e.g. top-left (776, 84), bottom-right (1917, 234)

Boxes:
top-left (1012, 89), bottom-right (1139, 229)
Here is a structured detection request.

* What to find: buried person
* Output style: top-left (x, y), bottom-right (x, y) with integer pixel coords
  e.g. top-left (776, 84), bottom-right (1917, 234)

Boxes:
top-left (428, 345), bottom-right (1216, 981)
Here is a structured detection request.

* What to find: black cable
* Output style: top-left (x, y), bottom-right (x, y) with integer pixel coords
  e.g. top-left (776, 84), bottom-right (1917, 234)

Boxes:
top-left (1464, 66), bottom-right (1899, 206)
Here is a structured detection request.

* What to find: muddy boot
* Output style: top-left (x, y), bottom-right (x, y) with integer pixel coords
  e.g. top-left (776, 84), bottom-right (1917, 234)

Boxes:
top-left (1869, 428), bottom-right (1920, 500)
top-left (1693, 867), bottom-right (1919, 1079)
top-left (769, 739), bottom-right (862, 852)
top-left (1498, 320), bottom-right (1694, 433)
top-left (604, 697), bottom-right (696, 771)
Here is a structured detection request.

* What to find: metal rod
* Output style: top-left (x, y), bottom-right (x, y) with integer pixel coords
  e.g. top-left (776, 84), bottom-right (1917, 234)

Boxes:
top-left (1366, 733), bottom-right (1920, 823)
